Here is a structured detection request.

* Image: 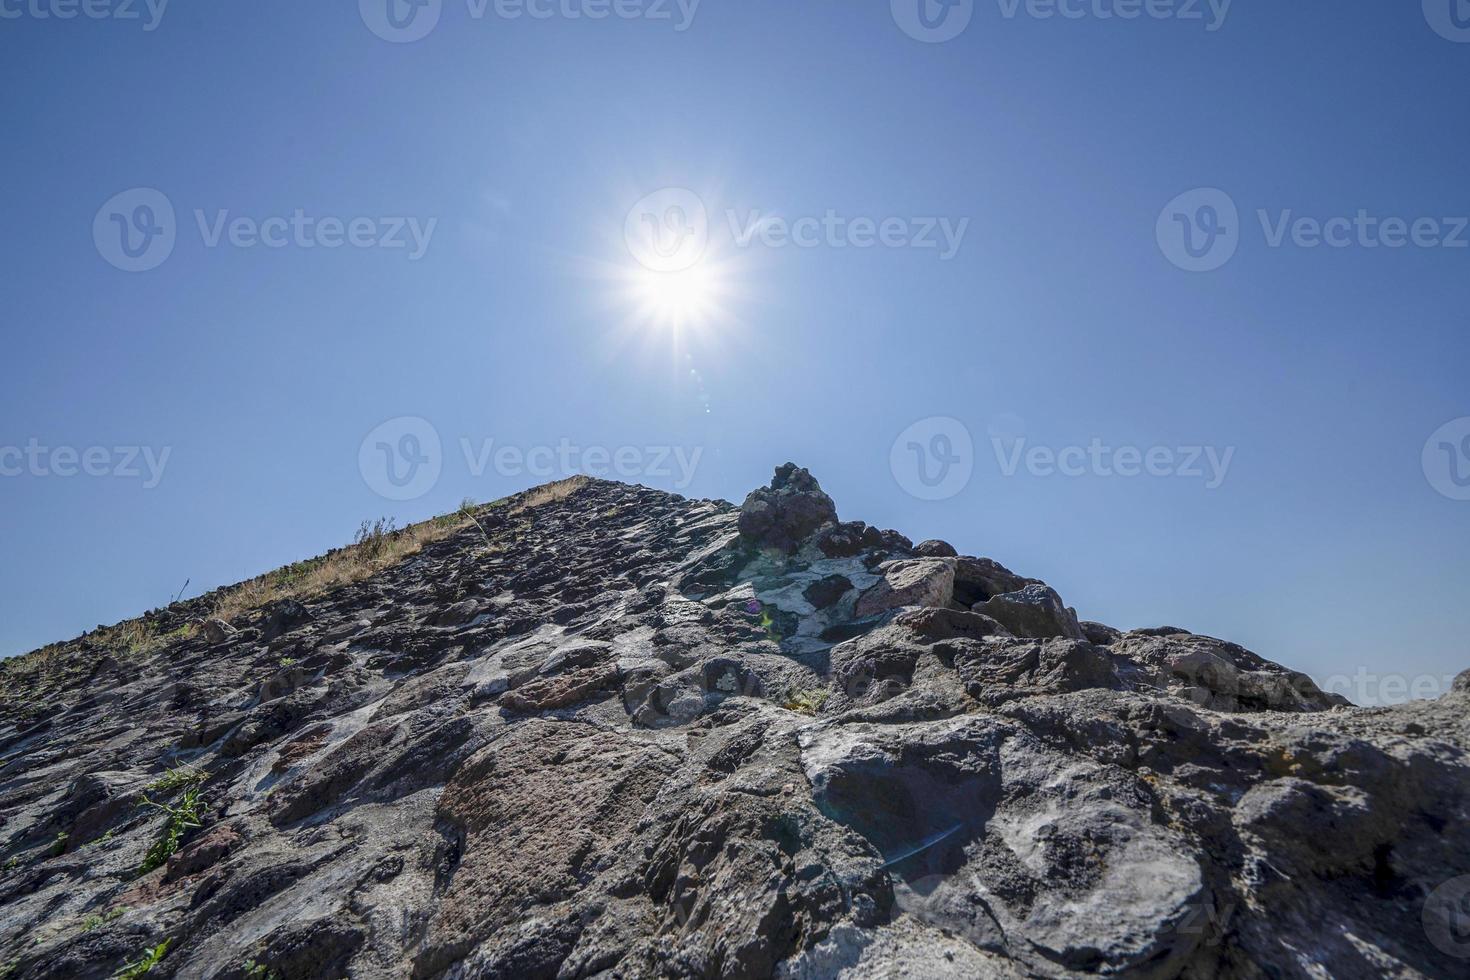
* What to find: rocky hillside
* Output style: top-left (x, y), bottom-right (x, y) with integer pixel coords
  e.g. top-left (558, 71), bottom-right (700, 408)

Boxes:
top-left (1, 467), bottom-right (1467, 979)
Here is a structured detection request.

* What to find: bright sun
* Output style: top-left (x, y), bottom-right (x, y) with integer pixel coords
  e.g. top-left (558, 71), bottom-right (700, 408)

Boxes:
top-left (629, 265), bottom-right (720, 332)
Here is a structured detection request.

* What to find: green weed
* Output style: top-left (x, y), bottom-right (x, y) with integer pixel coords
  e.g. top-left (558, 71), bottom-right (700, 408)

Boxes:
top-left (137, 786), bottom-right (206, 875)
top-left (113, 939), bottom-right (170, 979)
top-left (143, 765), bottom-right (205, 797)
top-left (783, 688), bottom-right (830, 715)
top-left (82, 906), bottom-right (127, 932)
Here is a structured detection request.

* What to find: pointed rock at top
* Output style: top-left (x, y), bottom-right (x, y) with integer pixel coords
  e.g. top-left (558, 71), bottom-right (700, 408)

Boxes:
top-left (738, 462), bottom-right (839, 553)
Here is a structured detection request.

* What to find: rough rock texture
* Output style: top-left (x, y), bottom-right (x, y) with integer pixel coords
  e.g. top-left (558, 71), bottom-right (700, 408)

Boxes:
top-left (0, 468), bottom-right (1467, 979)
top-left (737, 463), bottom-right (838, 554)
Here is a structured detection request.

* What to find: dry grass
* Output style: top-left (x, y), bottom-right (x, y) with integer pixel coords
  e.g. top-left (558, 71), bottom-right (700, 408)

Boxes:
top-left (509, 475), bottom-right (592, 515)
top-left (1, 475), bottom-right (599, 709)
top-left (211, 477), bottom-right (591, 624)
top-left (210, 516), bottom-right (461, 624)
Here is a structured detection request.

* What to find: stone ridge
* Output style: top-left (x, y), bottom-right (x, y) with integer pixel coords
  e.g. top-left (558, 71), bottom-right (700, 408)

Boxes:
top-left (0, 467), bottom-right (1466, 979)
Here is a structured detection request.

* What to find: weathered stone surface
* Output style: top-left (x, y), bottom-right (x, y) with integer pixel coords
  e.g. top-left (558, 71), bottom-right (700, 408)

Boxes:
top-left (0, 470), bottom-right (1465, 979)
top-left (975, 583), bottom-right (1085, 640)
top-left (853, 559), bottom-right (955, 618)
top-left (200, 617), bottom-right (237, 645)
top-left (738, 463), bottom-right (838, 553)
top-left (949, 636), bottom-right (1121, 705)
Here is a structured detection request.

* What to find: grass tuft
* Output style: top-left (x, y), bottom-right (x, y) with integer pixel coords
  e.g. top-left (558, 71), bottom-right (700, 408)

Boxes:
top-left (783, 688), bottom-right (830, 715)
top-left (144, 765), bottom-right (205, 797)
top-left (113, 938), bottom-right (170, 979)
top-left (82, 906), bottom-right (127, 932)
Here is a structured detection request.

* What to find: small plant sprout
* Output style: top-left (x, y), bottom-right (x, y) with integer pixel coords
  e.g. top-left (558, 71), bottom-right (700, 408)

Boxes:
top-left (137, 786), bottom-right (206, 875)
top-left (82, 906), bottom-right (126, 932)
top-left (113, 938), bottom-right (170, 979)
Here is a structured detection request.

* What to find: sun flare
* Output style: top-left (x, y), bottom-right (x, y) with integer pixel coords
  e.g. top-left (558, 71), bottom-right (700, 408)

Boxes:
top-left (628, 265), bottom-right (721, 332)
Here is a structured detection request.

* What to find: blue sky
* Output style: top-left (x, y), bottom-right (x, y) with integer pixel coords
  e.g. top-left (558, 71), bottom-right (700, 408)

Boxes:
top-left (2, 1), bottom-right (1467, 704)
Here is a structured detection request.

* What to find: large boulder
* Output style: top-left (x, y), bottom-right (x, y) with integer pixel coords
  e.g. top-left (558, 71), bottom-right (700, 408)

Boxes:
top-left (974, 584), bottom-right (1084, 640)
top-left (1112, 631), bottom-right (1347, 712)
top-left (951, 556), bottom-right (1034, 607)
top-left (738, 463), bottom-right (838, 553)
top-left (854, 559), bottom-right (955, 618)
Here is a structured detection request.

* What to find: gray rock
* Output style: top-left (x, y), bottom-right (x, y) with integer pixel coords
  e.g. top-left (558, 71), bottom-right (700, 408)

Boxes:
top-left (974, 583), bottom-right (1085, 640)
top-left (200, 617), bottom-right (237, 644)
top-left (1, 468), bottom-right (1465, 980)
top-left (1080, 620), bottom-right (1121, 645)
top-left (738, 462), bottom-right (838, 553)
top-left (853, 559), bottom-right (955, 618)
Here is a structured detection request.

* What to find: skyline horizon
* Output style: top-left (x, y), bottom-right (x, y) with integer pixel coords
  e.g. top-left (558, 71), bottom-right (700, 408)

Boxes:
top-left (3, 0), bottom-right (1468, 709)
